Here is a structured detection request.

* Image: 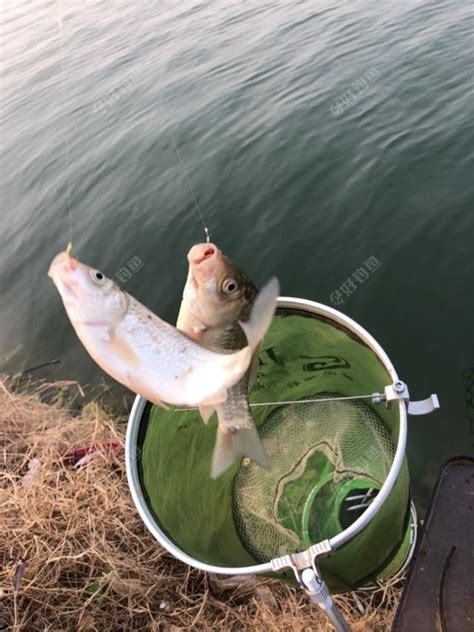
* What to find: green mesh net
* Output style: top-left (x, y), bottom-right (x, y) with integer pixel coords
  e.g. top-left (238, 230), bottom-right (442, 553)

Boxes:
top-left (232, 396), bottom-right (396, 558)
top-left (137, 309), bottom-right (412, 592)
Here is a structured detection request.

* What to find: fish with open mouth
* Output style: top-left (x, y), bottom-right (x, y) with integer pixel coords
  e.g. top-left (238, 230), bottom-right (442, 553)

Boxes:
top-left (177, 243), bottom-right (276, 478)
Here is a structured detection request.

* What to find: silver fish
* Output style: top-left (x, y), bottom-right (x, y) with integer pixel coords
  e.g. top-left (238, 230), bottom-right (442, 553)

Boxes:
top-left (177, 242), bottom-right (274, 478)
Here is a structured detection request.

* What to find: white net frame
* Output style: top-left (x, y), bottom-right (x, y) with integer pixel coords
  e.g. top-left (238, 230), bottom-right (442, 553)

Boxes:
top-left (125, 297), bottom-right (408, 576)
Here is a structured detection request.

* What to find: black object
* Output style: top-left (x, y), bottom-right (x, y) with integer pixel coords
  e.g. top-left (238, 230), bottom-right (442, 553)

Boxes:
top-left (393, 456), bottom-right (474, 632)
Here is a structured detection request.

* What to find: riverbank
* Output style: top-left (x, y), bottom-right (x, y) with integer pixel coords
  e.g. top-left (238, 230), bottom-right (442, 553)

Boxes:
top-left (0, 380), bottom-right (400, 631)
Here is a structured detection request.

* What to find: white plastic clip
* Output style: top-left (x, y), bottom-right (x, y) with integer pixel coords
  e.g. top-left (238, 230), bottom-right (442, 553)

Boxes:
top-left (407, 394), bottom-right (440, 415)
top-left (384, 381), bottom-right (439, 415)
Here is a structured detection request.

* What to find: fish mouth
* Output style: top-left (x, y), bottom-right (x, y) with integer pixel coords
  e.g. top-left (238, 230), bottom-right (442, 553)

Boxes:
top-left (188, 243), bottom-right (219, 266)
top-left (48, 249), bottom-right (78, 277)
top-left (48, 250), bottom-right (80, 297)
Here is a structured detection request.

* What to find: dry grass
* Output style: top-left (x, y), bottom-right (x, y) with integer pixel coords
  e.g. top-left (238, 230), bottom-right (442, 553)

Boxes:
top-left (0, 381), bottom-right (401, 631)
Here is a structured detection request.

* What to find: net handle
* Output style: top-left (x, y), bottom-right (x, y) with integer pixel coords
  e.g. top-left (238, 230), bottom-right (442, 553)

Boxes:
top-left (125, 296), bottom-right (407, 575)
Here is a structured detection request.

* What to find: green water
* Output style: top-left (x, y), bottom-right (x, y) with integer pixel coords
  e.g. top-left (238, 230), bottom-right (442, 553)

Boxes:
top-left (1, 0), bottom-right (473, 509)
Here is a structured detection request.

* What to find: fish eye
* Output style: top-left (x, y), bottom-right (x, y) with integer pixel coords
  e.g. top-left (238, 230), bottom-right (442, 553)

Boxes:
top-left (90, 269), bottom-right (106, 285)
top-left (222, 278), bottom-right (238, 294)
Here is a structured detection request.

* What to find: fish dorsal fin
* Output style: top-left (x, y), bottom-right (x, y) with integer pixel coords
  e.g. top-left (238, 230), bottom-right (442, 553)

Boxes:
top-left (107, 328), bottom-right (140, 367)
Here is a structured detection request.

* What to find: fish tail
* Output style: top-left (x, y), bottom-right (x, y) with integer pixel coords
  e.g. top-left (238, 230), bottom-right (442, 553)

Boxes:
top-left (211, 421), bottom-right (269, 479)
top-left (239, 277), bottom-right (279, 351)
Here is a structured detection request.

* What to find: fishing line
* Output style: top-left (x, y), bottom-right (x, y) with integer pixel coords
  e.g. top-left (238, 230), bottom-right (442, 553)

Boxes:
top-left (167, 127), bottom-right (210, 243)
top-left (56, 1), bottom-right (208, 245)
top-left (55, 0), bottom-right (74, 245)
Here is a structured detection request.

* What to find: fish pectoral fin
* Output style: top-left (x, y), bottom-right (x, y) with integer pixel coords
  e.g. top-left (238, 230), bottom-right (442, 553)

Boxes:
top-left (239, 277), bottom-right (279, 351)
top-left (211, 423), bottom-right (269, 479)
top-left (107, 329), bottom-right (140, 367)
top-left (198, 405), bottom-right (215, 424)
top-left (191, 327), bottom-right (207, 342)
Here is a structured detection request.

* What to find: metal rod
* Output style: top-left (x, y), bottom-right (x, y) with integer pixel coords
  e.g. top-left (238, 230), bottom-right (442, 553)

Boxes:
top-left (324, 604), bottom-right (352, 632)
top-left (346, 501), bottom-right (375, 512)
top-left (173, 393), bottom-right (382, 413)
top-left (301, 568), bottom-right (351, 632)
top-left (251, 394), bottom-right (378, 407)
top-left (343, 489), bottom-right (375, 502)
